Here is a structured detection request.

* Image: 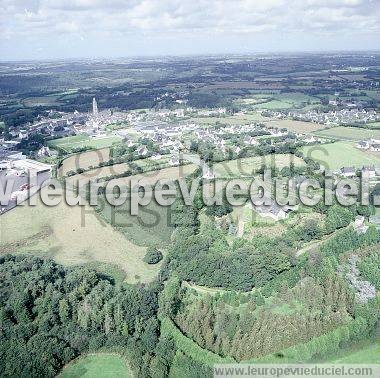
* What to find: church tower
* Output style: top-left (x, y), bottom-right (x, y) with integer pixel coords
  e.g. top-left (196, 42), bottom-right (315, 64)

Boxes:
top-left (92, 97), bottom-right (98, 115)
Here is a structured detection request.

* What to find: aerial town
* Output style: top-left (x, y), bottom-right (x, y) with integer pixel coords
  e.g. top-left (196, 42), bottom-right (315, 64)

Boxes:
top-left (1, 50), bottom-right (380, 376)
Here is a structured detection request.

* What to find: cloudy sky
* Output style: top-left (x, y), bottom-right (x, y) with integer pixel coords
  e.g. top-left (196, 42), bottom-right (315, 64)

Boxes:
top-left (1, 0), bottom-right (379, 60)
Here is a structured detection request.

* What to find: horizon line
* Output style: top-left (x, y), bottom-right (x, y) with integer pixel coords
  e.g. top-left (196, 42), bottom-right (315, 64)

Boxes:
top-left (1, 49), bottom-right (380, 63)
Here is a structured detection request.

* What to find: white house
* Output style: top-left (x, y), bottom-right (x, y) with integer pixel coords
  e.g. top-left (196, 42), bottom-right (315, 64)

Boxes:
top-left (234, 146), bottom-right (241, 154)
top-left (251, 198), bottom-right (292, 221)
top-left (137, 146), bottom-right (148, 156)
top-left (340, 167), bottom-right (356, 178)
top-left (202, 165), bottom-right (215, 180)
top-left (362, 166), bottom-right (376, 178)
top-left (37, 146), bottom-right (51, 158)
top-left (170, 155), bottom-right (180, 166)
top-left (353, 215), bottom-right (368, 234)
top-left (127, 140), bottom-right (135, 148)
top-left (357, 140), bottom-right (369, 150)
top-left (18, 130), bottom-right (29, 139)
top-left (303, 135), bottom-right (317, 144)
top-left (370, 144), bottom-right (380, 152)
top-left (244, 136), bottom-right (259, 146)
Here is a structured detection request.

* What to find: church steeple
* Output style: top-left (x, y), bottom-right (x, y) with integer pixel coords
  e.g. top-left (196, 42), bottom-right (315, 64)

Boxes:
top-left (92, 97), bottom-right (98, 115)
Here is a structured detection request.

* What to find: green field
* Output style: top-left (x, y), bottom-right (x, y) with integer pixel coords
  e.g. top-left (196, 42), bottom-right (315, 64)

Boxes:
top-left (188, 112), bottom-right (268, 125)
top-left (48, 134), bottom-right (122, 152)
top-left (64, 155), bottom-right (172, 181)
top-left (314, 126), bottom-right (380, 141)
top-left (265, 119), bottom-right (326, 133)
top-left (23, 96), bottom-right (62, 107)
top-left (98, 194), bottom-right (174, 248)
top-left (250, 93), bottom-right (320, 110)
top-left (0, 188), bottom-right (158, 285)
top-left (366, 122), bottom-right (380, 129)
top-left (213, 154), bottom-right (305, 178)
top-left (59, 148), bottom-right (111, 176)
top-left (302, 141), bottom-right (380, 170)
top-left (252, 99), bottom-right (294, 110)
top-left (0, 161), bottom-right (197, 284)
top-left (59, 354), bottom-right (132, 378)
top-left (325, 341), bottom-right (380, 363)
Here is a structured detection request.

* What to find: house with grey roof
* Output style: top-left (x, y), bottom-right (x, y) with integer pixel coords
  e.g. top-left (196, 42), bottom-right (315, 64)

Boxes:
top-left (362, 166), bottom-right (376, 178)
top-left (251, 197), bottom-right (294, 221)
top-left (340, 167), bottom-right (356, 178)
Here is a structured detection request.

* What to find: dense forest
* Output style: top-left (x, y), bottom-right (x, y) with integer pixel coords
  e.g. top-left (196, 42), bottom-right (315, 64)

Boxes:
top-left (0, 255), bottom-right (177, 377)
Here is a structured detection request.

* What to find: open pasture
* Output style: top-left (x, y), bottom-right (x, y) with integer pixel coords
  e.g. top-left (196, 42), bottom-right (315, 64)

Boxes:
top-left (324, 341), bottom-right (380, 363)
top-left (48, 134), bottom-right (122, 152)
top-left (265, 119), bottom-right (326, 133)
top-left (213, 154), bottom-right (305, 178)
top-left (58, 148), bottom-right (111, 176)
top-left (313, 126), bottom-right (380, 141)
top-left (364, 122), bottom-right (380, 129)
top-left (250, 92), bottom-right (321, 111)
top-left (23, 96), bottom-right (61, 107)
top-left (64, 155), bottom-right (172, 184)
top-left (1, 161), bottom-right (198, 283)
top-left (105, 164), bottom-right (197, 187)
top-left (0, 188), bottom-right (158, 284)
top-left (59, 353), bottom-right (132, 378)
top-left (301, 141), bottom-right (380, 170)
top-left (188, 112), bottom-right (268, 125)
top-left (252, 99), bottom-right (294, 110)
top-left (98, 194), bottom-right (175, 248)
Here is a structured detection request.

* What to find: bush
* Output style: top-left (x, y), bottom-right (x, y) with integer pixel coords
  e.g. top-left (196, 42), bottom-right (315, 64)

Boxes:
top-left (144, 247), bottom-right (163, 264)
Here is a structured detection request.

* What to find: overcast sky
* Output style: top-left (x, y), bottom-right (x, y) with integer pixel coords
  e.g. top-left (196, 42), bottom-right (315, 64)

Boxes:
top-left (1, 0), bottom-right (379, 60)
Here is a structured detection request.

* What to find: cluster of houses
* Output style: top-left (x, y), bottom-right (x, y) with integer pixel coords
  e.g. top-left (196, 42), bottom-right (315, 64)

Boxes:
top-left (356, 138), bottom-right (380, 152)
top-left (7, 111), bottom-right (88, 143)
top-left (339, 165), bottom-right (378, 178)
top-left (111, 109), bottom-right (327, 172)
top-left (268, 108), bottom-right (379, 127)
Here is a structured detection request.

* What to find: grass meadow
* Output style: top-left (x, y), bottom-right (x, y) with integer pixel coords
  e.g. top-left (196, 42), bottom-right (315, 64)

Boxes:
top-left (48, 134), bottom-right (122, 152)
top-left (59, 148), bottom-right (111, 176)
top-left (265, 119), bottom-right (326, 133)
top-left (301, 141), bottom-right (380, 170)
top-left (213, 154), bottom-right (305, 178)
top-left (0, 160), bottom-right (197, 284)
top-left (365, 122), bottom-right (380, 129)
top-left (187, 112), bottom-right (268, 125)
top-left (324, 341), bottom-right (380, 363)
top-left (0, 188), bottom-right (158, 284)
top-left (313, 126), bottom-right (380, 141)
top-left (98, 194), bottom-right (175, 248)
top-left (248, 93), bottom-right (321, 110)
top-left (59, 354), bottom-right (132, 378)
